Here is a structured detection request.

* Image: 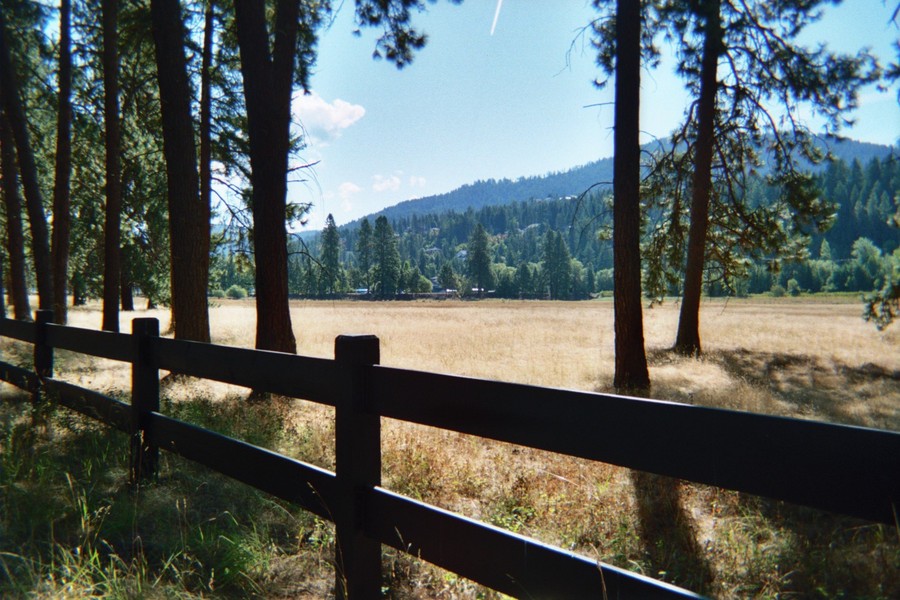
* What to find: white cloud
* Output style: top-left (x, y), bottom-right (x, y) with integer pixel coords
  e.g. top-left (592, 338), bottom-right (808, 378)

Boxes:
top-left (372, 174), bottom-right (402, 192)
top-left (338, 181), bottom-right (363, 199)
top-left (334, 181), bottom-right (363, 213)
top-left (294, 92), bottom-right (365, 145)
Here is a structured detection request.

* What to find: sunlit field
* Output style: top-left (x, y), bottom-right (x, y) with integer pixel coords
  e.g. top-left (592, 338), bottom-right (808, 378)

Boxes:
top-left (65, 296), bottom-right (899, 428)
top-left (3, 296), bottom-right (898, 597)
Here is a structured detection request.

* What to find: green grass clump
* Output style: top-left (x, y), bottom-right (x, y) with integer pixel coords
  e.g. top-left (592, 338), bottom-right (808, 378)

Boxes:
top-left (224, 285), bottom-right (248, 300)
top-left (0, 391), bottom-right (333, 598)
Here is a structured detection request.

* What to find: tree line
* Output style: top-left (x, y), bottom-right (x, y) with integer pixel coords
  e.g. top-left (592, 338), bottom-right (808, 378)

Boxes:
top-left (366, 136), bottom-right (890, 227)
top-left (281, 152), bottom-right (896, 302)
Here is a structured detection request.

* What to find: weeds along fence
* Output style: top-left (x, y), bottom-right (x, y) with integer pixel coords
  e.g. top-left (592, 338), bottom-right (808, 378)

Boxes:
top-left (1, 309), bottom-right (899, 599)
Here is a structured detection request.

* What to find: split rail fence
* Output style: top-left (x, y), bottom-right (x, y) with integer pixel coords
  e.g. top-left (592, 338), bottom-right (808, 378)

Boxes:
top-left (1, 309), bottom-right (898, 599)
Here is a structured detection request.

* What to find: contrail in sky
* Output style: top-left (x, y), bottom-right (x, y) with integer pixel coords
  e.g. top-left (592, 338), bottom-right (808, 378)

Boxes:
top-left (490, 0), bottom-right (504, 36)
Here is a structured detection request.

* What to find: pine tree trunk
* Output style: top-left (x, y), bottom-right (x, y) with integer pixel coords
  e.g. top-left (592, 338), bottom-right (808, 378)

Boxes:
top-left (121, 278), bottom-right (134, 311)
top-left (0, 12), bottom-right (53, 311)
top-left (51, 0), bottom-right (72, 325)
top-left (72, 273), bottom-right (85, 306)
top-left (101, 0), bottom-right (121, 332)
top-left (234, 0), bottom-right (297, 353)
top-left (612, 0), bottom-right (650, 393)
top-left (0, 111), bottom-right (31, 320)
top-left (150, 0), bottom-right (211, 343)
top-left (674, 0), bottom-right (722, 357)
top-left (120, 249), bottom-right (133, 312)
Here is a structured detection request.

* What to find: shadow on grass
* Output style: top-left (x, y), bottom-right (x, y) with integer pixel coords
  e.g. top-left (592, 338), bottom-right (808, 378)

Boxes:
top-left (713, 348), bottom-right (900, 430)
top-left (711, 350), bottom-right (899, 596)
top-left (724, 492), bottom-right (900, 598)
top-left (646, 346), bottom-right (900, 430)
top-left (642, 347), bottom-right (900, 597)
top-left (630, 471), bottom-right (716, 595)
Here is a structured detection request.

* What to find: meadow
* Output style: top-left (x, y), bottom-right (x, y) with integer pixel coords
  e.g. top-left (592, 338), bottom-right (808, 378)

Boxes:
top-left (1, 297), bottom-right (898, 597)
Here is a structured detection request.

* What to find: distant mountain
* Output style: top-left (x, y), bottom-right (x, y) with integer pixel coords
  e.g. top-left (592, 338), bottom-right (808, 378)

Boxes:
top-left (342, 137), bottom-right (895, 230)
top-left (822, 137), bottom-right (896, 165)
top-left (365, 157), bottom-right (616, 226)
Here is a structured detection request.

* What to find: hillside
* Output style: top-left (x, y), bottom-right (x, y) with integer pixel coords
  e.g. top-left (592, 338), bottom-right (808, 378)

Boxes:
top-left (260, 141), bottom-right (900, 298)
top-left (371, 157), bottom-right (614, 223)
top-left (340, 137), bottom-right (894, 229)
top-left (263, 141), bottom-right (899, 302)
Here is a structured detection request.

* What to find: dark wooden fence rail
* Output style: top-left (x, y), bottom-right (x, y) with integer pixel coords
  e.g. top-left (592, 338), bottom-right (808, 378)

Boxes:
top-left (1, 309), bottom-right (899, 599)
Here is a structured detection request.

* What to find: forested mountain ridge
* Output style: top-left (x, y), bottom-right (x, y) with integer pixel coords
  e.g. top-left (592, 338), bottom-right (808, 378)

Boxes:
top-left (342, 138), bottom-right (895, 227)
top-left (272, 146), bottom-right (899, 301)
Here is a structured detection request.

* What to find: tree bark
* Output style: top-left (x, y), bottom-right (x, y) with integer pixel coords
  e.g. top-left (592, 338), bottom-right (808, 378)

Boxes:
top-left (234, 0), bottom-right (298, 353)
top-left (101, 0), bottom-right (121, 332)
top-left (50, 0), bottom-right (72, 324)
top-left (0, 11), bottom-right (53, 310)
top-left (71, 272), bottom-right (85, 305)
top-left (121, 277), bottom-right (134, 311)
top-left (0, 110), bottom-right (31, 320)
top-left (612, 0), bottom-right (650, 393)
top-left (51, 0), bottom-right (73, 325)
top-left (150, 0), bottom-right (212, 343)
top-left (674, 0), bottom-right (722, 357)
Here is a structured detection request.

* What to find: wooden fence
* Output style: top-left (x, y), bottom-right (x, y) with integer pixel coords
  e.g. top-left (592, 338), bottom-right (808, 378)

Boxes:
top-left (1, 309), bottom-right (898, 599)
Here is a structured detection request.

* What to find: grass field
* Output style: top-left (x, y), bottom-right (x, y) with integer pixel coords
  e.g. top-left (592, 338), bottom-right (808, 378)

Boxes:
top-left (1, 297), bottom-right (898, 597)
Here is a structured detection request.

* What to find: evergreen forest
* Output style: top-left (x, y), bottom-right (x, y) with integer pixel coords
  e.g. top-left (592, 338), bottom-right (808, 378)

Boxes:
top-left (256, 151), bottom-right (899, 302)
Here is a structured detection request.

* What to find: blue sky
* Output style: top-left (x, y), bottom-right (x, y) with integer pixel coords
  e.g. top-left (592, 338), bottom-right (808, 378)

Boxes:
top-left (290, 1), bottom-right (900, 231)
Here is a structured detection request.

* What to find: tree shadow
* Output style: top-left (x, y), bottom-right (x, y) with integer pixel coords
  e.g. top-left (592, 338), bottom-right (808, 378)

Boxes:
top-left (641, 347), bottom-right (900, 596)
top-left (725, 490), bottom-right (899, 597)
top-left (708, 350), bottom-right (900, 595)
top-left (645, 346), bottom-right (900, 431)
top-left (712, 348), bottom-right (900, 430)
top-left (630, 471), bottom-right (716, 595)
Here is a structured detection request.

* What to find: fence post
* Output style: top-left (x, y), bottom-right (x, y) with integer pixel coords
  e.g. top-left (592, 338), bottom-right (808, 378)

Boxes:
top-left (131, 318), bottom-right (159, 483)
top-left (31, 309), bottom-right (54, 424)
top-left (334, 334), bottom-right (381, 599)
top-left (33, 309), bottom-right (54, 378)
top-left (0, 256), bottom-right (5, 318)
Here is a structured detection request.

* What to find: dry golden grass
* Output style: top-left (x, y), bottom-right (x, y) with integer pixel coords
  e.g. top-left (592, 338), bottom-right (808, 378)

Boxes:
top-left (58, 296), bottom-right (900, 426)
top-left (210, 297), bottom-right (900, 430)
top-left (5, 296), bottom-right (899, 597)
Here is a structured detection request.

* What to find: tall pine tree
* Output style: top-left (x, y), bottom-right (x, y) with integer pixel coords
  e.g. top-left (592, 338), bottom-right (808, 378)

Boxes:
top-left (320, 213), bottom-right (341, 296)
top-left (655, 0), bottom-right (879, 355)
top-left (0, 5), bottom-right (53, 311)
top-left (356, 217), bottom-right (373, 292)
top-left (594, 0), bottom-right (651, 391)
top-left (373, 215), bottom-right (400, 298)
top-left (150, 0), bottom-right (211, 342)
top-left (100, 0), bottom-right (121, 332)
top-left (51, 0), bottom-right (72, 324)
top-left (467, 222), bottom-right (492, 296)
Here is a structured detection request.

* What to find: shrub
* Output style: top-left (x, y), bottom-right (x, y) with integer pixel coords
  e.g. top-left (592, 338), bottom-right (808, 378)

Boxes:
top-left (209, 288), bottom-right (226, 299)
top-left (770, 283), bottom-right (786, 298)
top-left (786, 278), bottom-right (801, 297)
top-left (412, 274), bottom-right (434, 294)
top-left (225, 285), bottom-right (248, 299)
